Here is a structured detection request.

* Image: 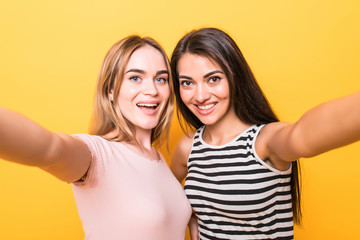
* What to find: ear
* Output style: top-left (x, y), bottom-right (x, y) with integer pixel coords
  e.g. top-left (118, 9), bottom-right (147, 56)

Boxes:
top-left (109, 89), bottom-right (114, 101)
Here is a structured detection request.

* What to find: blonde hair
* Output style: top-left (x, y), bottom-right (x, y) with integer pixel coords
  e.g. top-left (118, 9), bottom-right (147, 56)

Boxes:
top-left (89, 35), bottom-right (174, 148)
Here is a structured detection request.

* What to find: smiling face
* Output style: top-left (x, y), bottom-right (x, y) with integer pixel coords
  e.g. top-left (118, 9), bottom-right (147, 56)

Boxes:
top-left (114, 45), bottom-right (170, 133)
top-left (177, 53), bottom-right (236, 127)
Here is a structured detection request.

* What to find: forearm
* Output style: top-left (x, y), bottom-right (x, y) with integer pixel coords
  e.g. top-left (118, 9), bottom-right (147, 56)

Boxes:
top-left (0, 107), bottom-right (58, 167)
top-left (292, 92), bottom-right (360, 158)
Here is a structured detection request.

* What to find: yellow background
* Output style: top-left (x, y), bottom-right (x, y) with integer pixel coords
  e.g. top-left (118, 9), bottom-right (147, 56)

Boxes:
top-left (1, 0), bottom-right (359, 239)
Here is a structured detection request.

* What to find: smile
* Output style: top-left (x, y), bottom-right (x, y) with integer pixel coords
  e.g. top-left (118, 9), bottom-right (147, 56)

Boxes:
top-left (196, 103), bottom-right (216, 110)
top-left (136, 103), bottom-right (159, 109)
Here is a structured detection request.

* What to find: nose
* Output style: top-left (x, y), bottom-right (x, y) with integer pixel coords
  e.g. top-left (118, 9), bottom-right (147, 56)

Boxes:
top-left (142, 79), bottom-right (158, 96)
top-left (194, 84), bottom-right (210, 103)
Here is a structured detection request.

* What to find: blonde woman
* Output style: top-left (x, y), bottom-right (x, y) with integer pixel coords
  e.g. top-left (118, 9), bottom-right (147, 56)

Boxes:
top-left (0, 36), bottom-right (191, 239)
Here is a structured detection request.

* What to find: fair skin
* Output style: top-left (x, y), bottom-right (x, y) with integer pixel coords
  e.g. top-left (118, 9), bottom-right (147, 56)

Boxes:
top-left (171, 53), bottom-right (360, 239)
top-left (109, 45), bottom-right (170, 158)
top-left (0, 45), bottom-right (170, 181)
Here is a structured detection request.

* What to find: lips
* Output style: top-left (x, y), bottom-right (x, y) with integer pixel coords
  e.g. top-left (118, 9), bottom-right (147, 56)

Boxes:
top-left (197, 103), bottom-right (215, 110)
top-left (194, 102), bottom-right (217, 115)
top-left (136, 103), bottom-right (159, 109)
top-left (136, 101), bottom-right (160, 115)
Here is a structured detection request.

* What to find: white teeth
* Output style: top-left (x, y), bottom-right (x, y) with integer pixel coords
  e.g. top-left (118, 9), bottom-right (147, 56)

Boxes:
top-left (137, 103), bottom-right (158, 107)
top-left (198, 104), bottom-right (215, 110)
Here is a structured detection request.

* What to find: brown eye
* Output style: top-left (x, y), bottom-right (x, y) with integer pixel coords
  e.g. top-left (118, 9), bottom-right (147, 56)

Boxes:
top-left (208, 76), bottom-right (221, 83)
top-left (180, 80), bottom-right (193, 87)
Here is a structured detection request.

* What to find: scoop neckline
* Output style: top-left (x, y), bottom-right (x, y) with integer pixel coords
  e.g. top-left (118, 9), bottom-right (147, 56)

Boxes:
top-left (198, 124), bottom-right (256, 148)
top-left (120, 143), bottom-right (163, 163)
top-left (99, 136), bottom-right (163, 163)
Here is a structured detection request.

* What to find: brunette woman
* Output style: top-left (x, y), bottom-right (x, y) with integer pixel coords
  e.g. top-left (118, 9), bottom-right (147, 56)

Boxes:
top-left (170, 27), bottom-right (359, 239)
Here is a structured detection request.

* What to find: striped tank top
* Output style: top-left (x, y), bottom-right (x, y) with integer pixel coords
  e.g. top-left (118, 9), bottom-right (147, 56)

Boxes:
top-left (184, 124), bottom-right (294, 239)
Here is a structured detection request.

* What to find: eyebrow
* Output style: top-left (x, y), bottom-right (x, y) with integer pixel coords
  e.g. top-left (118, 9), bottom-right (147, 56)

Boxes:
top-left (179, 75), bottom-right (192, 80)
top-left (203, 70), bottom-right (224, 78)
top-left (125, 69), bottom-right (169, 75)
top-left (157, 70), bottom-right (169, 75)
top-left (126, 69), bottom-right (145, 74)
top-left (179, 70), bottom-right (224, 80)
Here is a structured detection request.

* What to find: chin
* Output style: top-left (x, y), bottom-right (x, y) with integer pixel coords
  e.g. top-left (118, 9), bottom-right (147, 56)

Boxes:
top-left (196, 117), bottom-right (218, 126)
top-left (139, 122), bottom-right (159, 130)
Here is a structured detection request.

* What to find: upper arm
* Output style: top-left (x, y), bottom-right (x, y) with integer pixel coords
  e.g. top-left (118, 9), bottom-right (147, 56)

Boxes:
top-left (40, 133), bottom-right (91, 183)
top-left (263, 92), bottom-right (360, 165)
top-left (170, 132), bottom-right (194, 183)
top-left (0, 107), bottom-right (91, 182)
top-left (256, 122), bottom-right (300, 170)
top-left (259, 121), bottom-right (320, 166)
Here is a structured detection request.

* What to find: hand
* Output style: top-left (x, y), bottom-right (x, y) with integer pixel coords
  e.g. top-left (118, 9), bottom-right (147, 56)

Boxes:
top-left (188, 213), bottom-right (199, 240)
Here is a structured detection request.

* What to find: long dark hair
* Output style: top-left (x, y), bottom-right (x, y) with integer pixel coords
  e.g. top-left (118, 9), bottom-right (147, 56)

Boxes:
top-left (171, 27), bottom-right (301, 224)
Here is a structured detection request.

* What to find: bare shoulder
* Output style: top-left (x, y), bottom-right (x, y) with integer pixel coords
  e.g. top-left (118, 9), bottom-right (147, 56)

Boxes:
top-left (176, 131), bottom-right (196, 155)
top-left (259, 122), bottom-right (291, 138)
top-left (256, 122), bottom-right (293, 170)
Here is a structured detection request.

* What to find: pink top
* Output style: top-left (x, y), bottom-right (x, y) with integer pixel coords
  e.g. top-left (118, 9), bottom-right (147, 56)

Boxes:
top-left (72, 134), bottom-right (191, 240)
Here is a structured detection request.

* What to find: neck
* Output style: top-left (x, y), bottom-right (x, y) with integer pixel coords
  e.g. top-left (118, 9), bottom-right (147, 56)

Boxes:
top-left (104, 127), bottom-right (153, 150)
top-left (133, 128), bottom-right (153, 150)
top-left (202, 109), bottom-right (251, 146)
top-left (106, 128), bottom-right (160, 160)
top-left (129, 128), bottom-right (161, 161)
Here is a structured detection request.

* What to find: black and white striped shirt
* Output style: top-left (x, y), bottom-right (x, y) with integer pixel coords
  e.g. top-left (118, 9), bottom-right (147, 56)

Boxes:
top-left (184, 125), bottom-right (293, 239)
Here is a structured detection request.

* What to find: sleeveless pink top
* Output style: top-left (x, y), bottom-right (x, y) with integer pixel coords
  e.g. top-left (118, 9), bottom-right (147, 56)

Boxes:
top-left (72, 134), bottom-right (191, 240)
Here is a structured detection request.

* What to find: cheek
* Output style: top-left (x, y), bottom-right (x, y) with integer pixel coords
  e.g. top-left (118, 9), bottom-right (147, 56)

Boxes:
top-left (179, 88), bottom-right (191, 104)
top-left (160, 85), bottom-right (170, 101)
top-left (179, 91), bottom-right (187, 105)
top-left (119, 83), bottom-right (136, 100)
top-left (215, 83), bottom-right (230, 99)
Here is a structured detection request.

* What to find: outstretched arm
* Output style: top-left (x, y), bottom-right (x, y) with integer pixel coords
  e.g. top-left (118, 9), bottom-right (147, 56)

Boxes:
top-left (261, 92), bottom-right (360, 164)
top-left (0, 107), bottom-right (91, 182)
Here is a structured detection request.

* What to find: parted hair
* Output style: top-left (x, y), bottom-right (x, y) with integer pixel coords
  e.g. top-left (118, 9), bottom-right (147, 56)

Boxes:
top-left (90, 35), bottom-right (174, 148)
top-left (171, 27), bottom-right (301, 224)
